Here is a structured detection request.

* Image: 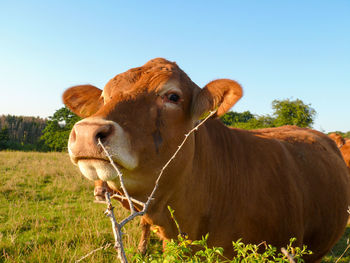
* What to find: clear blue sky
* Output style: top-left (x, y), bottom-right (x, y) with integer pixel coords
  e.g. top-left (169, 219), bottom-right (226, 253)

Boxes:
top-left (0, 0), bottom-right (349, 132)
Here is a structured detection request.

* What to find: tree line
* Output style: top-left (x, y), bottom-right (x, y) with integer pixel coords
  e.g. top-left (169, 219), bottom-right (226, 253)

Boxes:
top-left (0, 115), bottom-right (48, 151)
top-left (0, 98), bottom-right (349, 152)
top-left (0, 107), bottom-right (81, 152)
top-left (221, 98), bottom-right (316, 129)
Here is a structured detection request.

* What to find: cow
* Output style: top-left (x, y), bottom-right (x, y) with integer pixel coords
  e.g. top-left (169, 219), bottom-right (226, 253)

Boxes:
top-left (63, 58), bottom-right (349, 262)
top-left (93, 179), bottom-right (151, 254)
top-left (329, 133), bottom-right (350, 168)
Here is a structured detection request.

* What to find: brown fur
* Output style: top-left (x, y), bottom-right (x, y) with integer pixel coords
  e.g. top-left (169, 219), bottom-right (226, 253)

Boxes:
top-left (94, 180), bottom-right (111, 201)
top-left (343, 141), bottom-right (350, 168)
top-left (329, 133), bottom-right (350, 168)
top-left (328, 133), bottom-right (346, 149)
top-left (64, 58), bottom-right (350, 262)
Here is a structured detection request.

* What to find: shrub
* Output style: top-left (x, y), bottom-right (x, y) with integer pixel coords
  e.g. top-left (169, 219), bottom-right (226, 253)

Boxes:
top-left (131, 207), bottom-right (312, 262)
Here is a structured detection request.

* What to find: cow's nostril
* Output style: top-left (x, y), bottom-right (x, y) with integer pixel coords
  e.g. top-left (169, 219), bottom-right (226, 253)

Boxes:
top-left (96, 131), bottom-right (108, 143)
top-left (95, 125), bottom-right (113, 144)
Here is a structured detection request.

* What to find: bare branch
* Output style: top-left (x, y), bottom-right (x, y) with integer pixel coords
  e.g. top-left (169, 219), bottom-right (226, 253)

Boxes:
top-left (142, 110), bottom-right (217, 210)
top-left (281, 247), bottom-right (296, 263)
top-left (110, 193), bottom-right (145, 208)
top-left (104, 192), bottom-right (128, 263)
top-left (98, 139), bottom-right (136, 214)
top-left (75, 243), bottom-right (111, 263)
top-left (335, 242), bottom-right (350, 263)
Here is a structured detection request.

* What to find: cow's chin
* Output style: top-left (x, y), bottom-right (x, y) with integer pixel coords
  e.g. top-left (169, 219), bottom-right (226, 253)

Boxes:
top-left (77, 159), bottom-right (120, 182)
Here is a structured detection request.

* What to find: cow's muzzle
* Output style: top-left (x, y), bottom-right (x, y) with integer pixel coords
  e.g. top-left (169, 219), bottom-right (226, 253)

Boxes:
top-left (68, 118), bottom-right (138, 181)
top-left (68, 118), bottom-right (116, 162)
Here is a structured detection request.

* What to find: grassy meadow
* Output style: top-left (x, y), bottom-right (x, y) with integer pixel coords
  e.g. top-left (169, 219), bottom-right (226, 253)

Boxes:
top-left (0, 151), bottom-right (349, 262)
top-left (0, 151), bottom-right (145, 262)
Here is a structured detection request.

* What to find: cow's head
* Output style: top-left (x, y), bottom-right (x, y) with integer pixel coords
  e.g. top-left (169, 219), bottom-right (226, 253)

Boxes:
top-left (63, 58), bottom-right (242, 197)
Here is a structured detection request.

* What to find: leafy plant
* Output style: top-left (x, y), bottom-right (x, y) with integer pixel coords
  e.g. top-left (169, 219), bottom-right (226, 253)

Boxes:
top-left (131, 207), bottom-right (312, 262)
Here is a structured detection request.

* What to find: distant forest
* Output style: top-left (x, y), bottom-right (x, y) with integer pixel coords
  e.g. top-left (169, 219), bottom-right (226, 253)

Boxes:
top-left (0, 115), bottom-right (48, 151)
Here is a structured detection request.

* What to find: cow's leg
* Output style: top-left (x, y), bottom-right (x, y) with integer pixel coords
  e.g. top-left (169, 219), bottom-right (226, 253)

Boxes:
top-left (94, 180), bottom-right (109, 201)
top-left (137, 217), bottom-right (151, 255)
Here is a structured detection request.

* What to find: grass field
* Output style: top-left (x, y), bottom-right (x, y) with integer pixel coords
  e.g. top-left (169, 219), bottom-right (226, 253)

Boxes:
top-left (0, 151), bottom-right (349, 262)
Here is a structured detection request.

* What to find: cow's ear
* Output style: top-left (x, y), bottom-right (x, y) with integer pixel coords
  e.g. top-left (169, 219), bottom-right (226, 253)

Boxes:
top-left (192, 79), bottom-right (243, 119)
top-left (62, 85), bottom-right (103, 118)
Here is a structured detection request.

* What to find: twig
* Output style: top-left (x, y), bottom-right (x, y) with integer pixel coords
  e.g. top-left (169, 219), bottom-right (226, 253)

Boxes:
top-left (142, 110), bottom-right (217, 210)
top-left (335, 243), bottom-right (350, 263)
top-left (110, 193), bottom-right (146, 208)
top-left (98, 139), bottom-right (136, 214)
top-left (75, 243), bottom-right (111, 263)
top-left (334, 208), bottom-right (350, 262)
top-left (104, 192), bottom-right (128, 262)
top-left (281, 247), bottom-right (296, 263)
top-left (98, 110), bottom-right (217, 262)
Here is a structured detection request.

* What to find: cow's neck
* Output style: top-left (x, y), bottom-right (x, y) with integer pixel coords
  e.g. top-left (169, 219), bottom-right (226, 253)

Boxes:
top-left (190, 119), bottom-right (242, 208)
top-left (144, 119), bottom-right (243, 240)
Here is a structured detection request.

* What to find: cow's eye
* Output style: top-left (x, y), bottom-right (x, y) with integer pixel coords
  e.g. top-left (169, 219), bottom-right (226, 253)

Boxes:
top-left (167, 93), bottom-right (180, 103)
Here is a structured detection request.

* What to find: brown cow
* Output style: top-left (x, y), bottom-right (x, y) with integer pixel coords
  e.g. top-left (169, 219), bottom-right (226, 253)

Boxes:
top-left (328, 133), bottom-right (350, 225)
top-left (329, 133), bottom-right (350, 168)
top-left (63, 58), bottom-right (349, 262)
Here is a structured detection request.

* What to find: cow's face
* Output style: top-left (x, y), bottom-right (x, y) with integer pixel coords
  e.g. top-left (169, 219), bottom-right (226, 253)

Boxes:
top-left (63, 58), bottom-right (242, 196)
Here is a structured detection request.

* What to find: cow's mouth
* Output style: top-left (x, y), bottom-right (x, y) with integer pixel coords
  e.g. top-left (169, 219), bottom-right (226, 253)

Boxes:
top-left (76, 158), bottom-right (122, 182)
top-left (71, 155), bottom-right (108, 164)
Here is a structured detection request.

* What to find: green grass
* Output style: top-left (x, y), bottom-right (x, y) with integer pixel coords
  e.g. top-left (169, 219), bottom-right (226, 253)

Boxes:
top-left (0, 151), bottom-right (142, 262)
top-left (0, 151), bottom-right (349, 262)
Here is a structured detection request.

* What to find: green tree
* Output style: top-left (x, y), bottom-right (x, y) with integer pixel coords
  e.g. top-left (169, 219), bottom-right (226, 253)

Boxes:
top-left (221, 98), bottom-right (316, 130)
top-left (272, 98), bottom-right (316, 128)
top-left (221, 111), bottom-right (275, 130)
top-left (41, 107), bottom-right (81, 151)
top-left (232, 117), bottom-right (266, 130)
top-left (220, 111), bottom-right (254, 126)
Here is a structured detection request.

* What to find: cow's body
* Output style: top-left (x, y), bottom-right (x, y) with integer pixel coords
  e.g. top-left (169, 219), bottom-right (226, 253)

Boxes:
top-left (139, 122), bottom-right (349, 261)
top-left (64, 58), bottom-right (349, 262)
